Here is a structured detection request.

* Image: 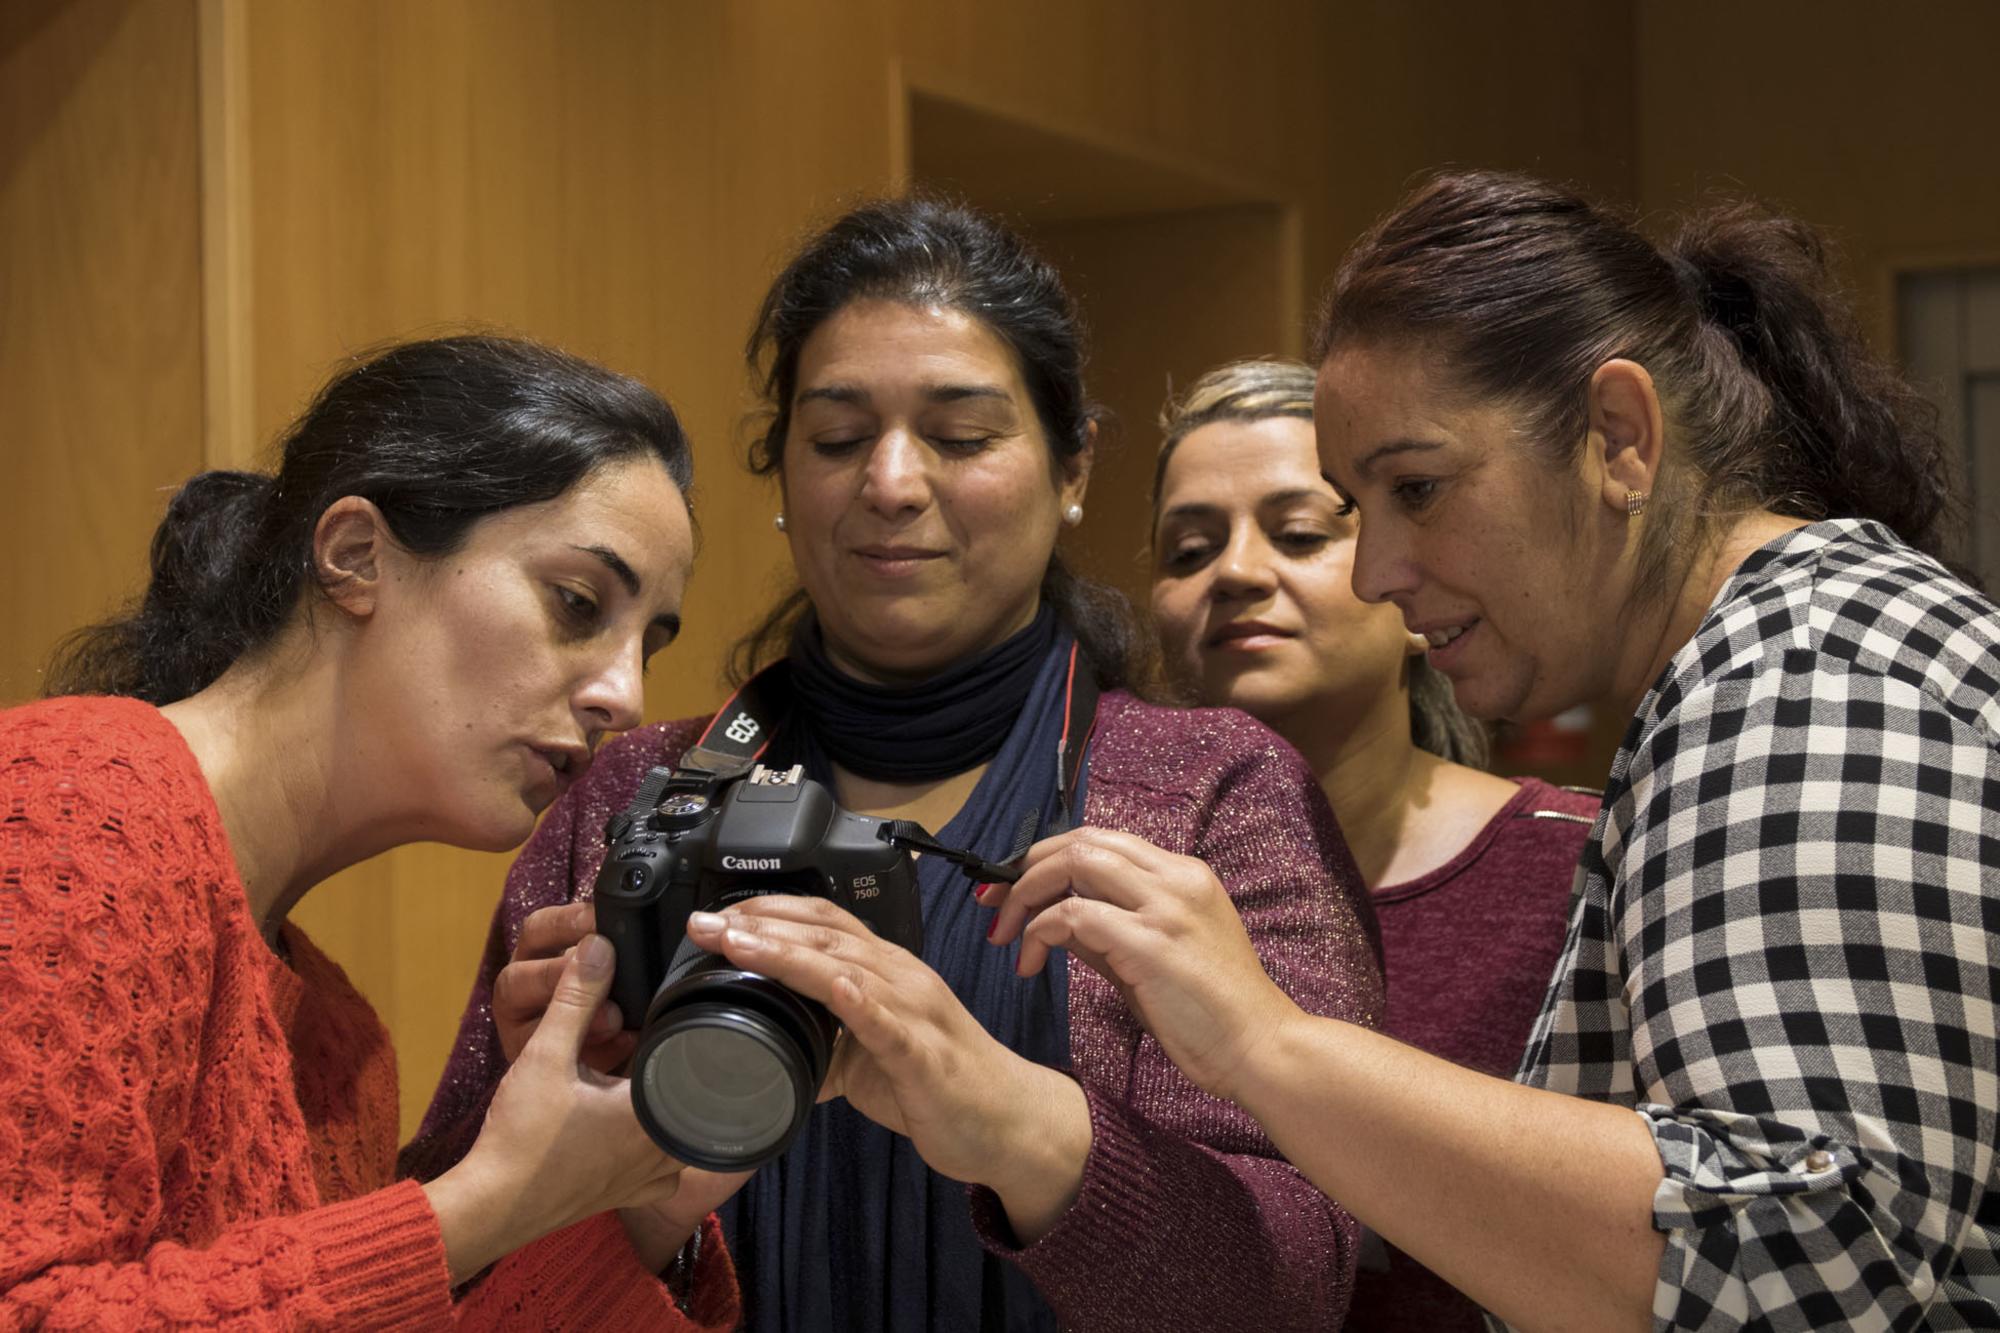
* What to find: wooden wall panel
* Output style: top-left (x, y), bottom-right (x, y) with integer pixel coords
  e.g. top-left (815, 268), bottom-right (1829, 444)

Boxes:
top-left (1, 0), bottom-right (204, 702)
top-left (1034, 206), bottom-right (1293, 611)
top-left (12, 0), bottom-right (1645, 1139)
top-left (235, 0), bottom-right (903, 1134)
top-left (1636, 0), bottom-right (2000, 348)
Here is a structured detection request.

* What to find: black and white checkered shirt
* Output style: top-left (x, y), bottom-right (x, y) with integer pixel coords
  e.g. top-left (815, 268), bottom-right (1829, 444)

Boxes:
top-left (1514, 519), bottom-right (2000, 1331)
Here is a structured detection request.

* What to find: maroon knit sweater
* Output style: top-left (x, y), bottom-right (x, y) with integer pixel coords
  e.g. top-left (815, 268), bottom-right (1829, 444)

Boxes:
top-left (409, 691), bottom-right (1384, 1331)
top-left (1343, 777), bottom-right (1598, 1333)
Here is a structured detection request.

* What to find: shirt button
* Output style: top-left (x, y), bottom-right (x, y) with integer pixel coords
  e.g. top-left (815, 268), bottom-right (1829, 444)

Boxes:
top-left (1804, 1150), bottom-right (1833, 1172)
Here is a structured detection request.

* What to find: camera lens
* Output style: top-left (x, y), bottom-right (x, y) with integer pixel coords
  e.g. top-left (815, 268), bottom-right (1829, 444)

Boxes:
top-left (630, 957), bottom-right (837, 1170)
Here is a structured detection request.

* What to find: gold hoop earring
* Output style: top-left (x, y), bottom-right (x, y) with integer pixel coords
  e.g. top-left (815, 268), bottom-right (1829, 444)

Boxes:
top-left (1625, 489), bottom-right (1648, 518)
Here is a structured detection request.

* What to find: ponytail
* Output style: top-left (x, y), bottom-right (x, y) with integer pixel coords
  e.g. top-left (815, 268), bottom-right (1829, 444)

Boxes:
top-left (1317, 171), bottom-right (1962, 599)
top-left (1669, 206), bottom-right (1955, 559)
top-left (44, 334), bottom-right (694, 705)
top-left (44, 472), bottom-right (289, 704)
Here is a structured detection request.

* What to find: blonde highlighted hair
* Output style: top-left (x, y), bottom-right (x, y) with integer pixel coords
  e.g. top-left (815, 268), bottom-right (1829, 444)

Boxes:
top-left (1153, 358), bottom-right (1315, 505)
top-left (1153, 357), bottom-right (1490, 769)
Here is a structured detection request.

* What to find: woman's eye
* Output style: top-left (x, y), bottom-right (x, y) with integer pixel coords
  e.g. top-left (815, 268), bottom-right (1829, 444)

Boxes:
top-left (1391, 478), bottom-right (1439, 511)
top-left (1159, 540), bottom-right (1215, 573)
top-left (932, 434), bottom-right (995, 453)
top-left (811, 436), bottom-right (870, 456)
top-left (1273, 529), bottom-right (1332, 554)
top-left (554, 585), bottom-right (599, 626)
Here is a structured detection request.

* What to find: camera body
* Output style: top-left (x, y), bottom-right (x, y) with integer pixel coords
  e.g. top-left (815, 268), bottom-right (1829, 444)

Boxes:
top-left (592, 762), bottom-right (923, 1168)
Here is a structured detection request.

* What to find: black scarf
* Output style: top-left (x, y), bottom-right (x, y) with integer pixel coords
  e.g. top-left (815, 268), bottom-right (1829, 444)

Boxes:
top-left (720, 606), bottom-right (1079, 1333)
top-left (786, 605), bottom-right (1058, 782)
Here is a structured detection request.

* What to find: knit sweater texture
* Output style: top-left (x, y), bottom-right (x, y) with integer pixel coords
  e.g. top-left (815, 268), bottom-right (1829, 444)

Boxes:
top-left (411, 691), bottom-right (1386, 1332)
top-left (0, 695), bottom-right (740, 1330)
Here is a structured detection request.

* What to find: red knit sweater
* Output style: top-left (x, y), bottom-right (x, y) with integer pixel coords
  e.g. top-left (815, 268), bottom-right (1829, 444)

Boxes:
top-left (0, 695), bottom-right (740, 1330)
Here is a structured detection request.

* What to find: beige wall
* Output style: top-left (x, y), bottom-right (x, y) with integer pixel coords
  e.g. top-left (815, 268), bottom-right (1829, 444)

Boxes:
top-left (25, 0), bottom-right (1989, 1141)
top-left (1634, 0), bottom-right (2000, 346)
top-left (1, 0), bottom-right (205, 704)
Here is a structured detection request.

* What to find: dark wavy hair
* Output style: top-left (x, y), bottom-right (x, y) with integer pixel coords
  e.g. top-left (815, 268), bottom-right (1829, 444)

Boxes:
top-left (729, 194), bottom-right (1156, 693)
top-left (1314, 170), bottom-right (1958, 603)
top-left (45, 334), bottom-right (694, 705)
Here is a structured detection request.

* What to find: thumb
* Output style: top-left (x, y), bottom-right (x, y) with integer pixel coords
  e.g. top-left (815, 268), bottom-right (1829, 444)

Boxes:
top-left (523, 932), bottom-right (616, 1066)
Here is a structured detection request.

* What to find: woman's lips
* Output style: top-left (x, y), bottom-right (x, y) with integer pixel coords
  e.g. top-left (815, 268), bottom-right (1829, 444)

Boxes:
top-left (1207, 621), bottom-right (1296, 652)
top-left (525, 743), bottom-right (589, 798)
top-left (852, 545), bottom-right (945, 577)
top-left (1417, 617), bottom-right (1479, 670)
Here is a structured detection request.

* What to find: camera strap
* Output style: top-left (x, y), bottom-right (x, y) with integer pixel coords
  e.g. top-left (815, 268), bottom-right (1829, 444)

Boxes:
top-left (680, 662), bottom-right (793, 779)
top-left (679, 640), bottom-right (1101, 870)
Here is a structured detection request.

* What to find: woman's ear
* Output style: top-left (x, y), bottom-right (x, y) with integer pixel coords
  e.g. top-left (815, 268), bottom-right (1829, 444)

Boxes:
top-left (1587, 359), bottom-right (1665, 516)
top-left (312, 496), bottom-right (392, 619)
top-left (1061, 419), bottom-right (1097, 514)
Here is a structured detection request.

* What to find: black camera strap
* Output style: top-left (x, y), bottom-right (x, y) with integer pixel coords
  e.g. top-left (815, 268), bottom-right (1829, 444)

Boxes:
top-left (680, 661), bottom-right (794, 780)
top-left (677, 641), bottom-right (1101, 880)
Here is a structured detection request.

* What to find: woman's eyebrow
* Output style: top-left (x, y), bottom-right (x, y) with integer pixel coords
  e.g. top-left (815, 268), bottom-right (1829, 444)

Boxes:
top-left (1354, 438), bottom-right (1445, 477)
top-left (1319, 472), bottom-right (1357, 505)
top-left (573, 544), bottom-right (640, 595)
top-left (924, 383), bottom-right (1010, 404)
top-left (796, 383), bottom-right (868, 407)
top-left (575, 543), bottom-right (681, 640)
top-left (1258, 486), bottom-right (1337, 508)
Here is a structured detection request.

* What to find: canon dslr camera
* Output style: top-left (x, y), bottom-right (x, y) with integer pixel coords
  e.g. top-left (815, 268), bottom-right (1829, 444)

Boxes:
top-left (592, 762), bottom-right (923, 1171)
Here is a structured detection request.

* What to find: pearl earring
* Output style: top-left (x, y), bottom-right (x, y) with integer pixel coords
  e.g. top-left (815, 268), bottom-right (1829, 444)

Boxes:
top-left (774, 512), bottom-right (787, 533)
top-left (1062, 503), bottom-right (1084, 526)
top-left (1625, 489), bottom-right (1648, 518)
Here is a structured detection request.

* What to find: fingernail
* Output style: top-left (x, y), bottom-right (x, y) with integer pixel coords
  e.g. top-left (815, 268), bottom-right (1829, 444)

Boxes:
top-left (688, 911), bottom-right (724, 933)
top-left (577, 933), bottom-right (613, 978)
top-left (725, 927), bottom-right (761, 952)
top-left (986, 915), bottom-right (999, 939)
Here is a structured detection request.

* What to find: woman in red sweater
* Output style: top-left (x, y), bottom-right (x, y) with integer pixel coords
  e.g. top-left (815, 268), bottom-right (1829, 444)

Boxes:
top-left (1, 335), bottom-right (739, 1328)
top-left (1147, 357), bottom-right (1597, 1331)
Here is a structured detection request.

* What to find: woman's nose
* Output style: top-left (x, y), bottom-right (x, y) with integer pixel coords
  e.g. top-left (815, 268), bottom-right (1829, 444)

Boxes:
top-left (576, 646), bottom-right (646, 736)
top-left (1348, 515), bottom-right (1416, 606)
top-left (1211, 531), bottom-right (1277, 598)
top-left (859, 430), bottom-right (930, 515)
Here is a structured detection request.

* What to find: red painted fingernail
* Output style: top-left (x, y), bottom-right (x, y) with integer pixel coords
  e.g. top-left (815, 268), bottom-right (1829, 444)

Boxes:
top-left (986, 915), bottom-right (999, 939)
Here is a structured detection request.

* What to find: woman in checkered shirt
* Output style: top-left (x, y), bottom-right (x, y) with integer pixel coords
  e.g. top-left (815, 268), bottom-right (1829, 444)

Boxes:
top-left (988, 170), bottom-right (1999, 1331)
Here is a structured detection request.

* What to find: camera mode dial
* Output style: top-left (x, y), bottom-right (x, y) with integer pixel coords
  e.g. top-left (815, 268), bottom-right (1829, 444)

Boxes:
top-left (650, 790), bottom-right (712, 833)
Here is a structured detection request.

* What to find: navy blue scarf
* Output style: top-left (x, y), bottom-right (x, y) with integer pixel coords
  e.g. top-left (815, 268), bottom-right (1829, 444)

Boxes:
top-left (716, 618), bottom-right (1081, 1333)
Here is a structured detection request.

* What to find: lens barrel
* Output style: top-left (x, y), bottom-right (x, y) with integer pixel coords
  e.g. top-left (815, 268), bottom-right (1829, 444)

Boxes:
top-left (630, 954), bottom-right (837, 1171)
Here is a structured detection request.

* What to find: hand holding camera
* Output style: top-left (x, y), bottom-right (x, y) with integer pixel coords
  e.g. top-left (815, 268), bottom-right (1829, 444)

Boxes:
top-left (585, 757), bottom-right (1093, 1245)
top-left (681, 896), bottom-right (1092, 1242)
top-left (421, 938), bottom-right (689, 1283)
top-left (494, 900), bottom-right (635, 1071)
top-left (488, 903), bottom-right (755, 1271)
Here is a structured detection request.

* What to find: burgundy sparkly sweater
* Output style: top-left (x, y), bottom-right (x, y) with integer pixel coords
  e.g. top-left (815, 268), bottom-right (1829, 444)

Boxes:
top-left (1344, 777), bottom-right (1598, 1333)
top-left (411, 691), bottom-right (1385, 1331)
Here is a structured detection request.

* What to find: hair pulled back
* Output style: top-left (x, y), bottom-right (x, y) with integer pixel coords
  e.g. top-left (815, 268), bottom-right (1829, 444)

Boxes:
top-left (1153, 357), bottom-right (1488, 767)
top-left (732, 194), bottom-right (1154, 691)
top-left (1314, 170), bottom-right (1956, 600)
top-left (46, 334), bottom-right (693, 705)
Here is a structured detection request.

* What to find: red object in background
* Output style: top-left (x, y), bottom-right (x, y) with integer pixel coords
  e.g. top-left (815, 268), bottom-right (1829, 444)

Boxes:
top-left (1496, 704), bottom-right (1594, 770)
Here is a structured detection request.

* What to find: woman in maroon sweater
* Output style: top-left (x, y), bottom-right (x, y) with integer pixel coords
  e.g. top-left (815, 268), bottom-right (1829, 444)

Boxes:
top-left (1148, 358), bottom-right (1596, 1330)
top-left (413, 197), bottom-right (1383, 1332)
